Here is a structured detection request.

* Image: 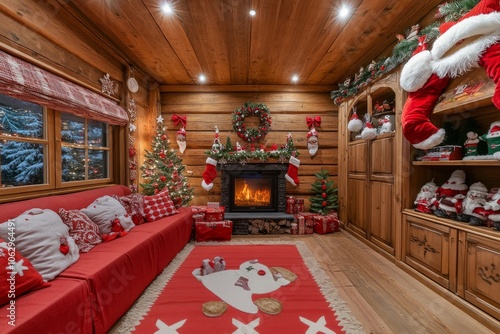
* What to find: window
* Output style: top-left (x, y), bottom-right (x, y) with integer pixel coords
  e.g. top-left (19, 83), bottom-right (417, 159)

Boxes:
top-left (0, 93), bottom-right (113, 195)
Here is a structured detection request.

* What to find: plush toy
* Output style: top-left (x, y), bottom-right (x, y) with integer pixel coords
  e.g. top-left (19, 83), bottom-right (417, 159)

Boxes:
top-left (347, 109), bottom-right (363, 132)
top-left (459, 182), bottom-right (489, 225)
top-left (400, 0), bottom-right (500, 150)
top-left (414, 180), bottom-right (438, 214)
top-left (432, 170), bottom-right (468, 220)
top-left (484, 188), bottom-right (500, 230)
top-left (360, 119), bottom-right (377, 140)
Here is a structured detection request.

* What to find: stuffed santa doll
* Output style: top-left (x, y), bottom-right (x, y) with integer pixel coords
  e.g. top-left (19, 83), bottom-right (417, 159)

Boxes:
top-left (460, 182), bottom-right (489, 225)
top-left (432, 169), bottom-right (468, 220)
top-left (414, 180), bottom-right (438, 214)
top-left (484, 188), bottom-right (500, 230)
top-left (400, 0), bottom-right (500, 150)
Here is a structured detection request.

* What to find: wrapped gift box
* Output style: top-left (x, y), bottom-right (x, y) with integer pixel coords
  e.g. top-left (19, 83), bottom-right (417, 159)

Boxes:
top-left (191, 206), bottom-right (208, 215)
top-left (313, 213), bottom-right (340, 234)
top-left (195, 220), bottom-right (233, 242)
top-left (205, 206), bottom-right (225, 222)
top-left (295, 212), bottom-right (316, 234)
top-left (293, 198), bottom-right (305, 214)
top-left (286, 196), bottom-right (295, 214)
top-left (295, 215), bottom-right (305, 235)
top-left (192, 213), bottom-right (205, 223)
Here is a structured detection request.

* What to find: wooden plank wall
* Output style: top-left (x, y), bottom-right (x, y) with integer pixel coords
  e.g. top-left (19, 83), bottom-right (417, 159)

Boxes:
top-left (160, 89), bottom-right (339, 210)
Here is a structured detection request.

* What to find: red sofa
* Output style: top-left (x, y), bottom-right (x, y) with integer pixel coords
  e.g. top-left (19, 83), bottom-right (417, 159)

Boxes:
top-left (0, 185), bottom-right (193, 334)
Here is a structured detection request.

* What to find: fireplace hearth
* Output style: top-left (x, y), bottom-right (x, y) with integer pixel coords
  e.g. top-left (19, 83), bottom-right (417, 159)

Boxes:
top-left (219, 163), bottom-right (294, 234)
top-left (219, 163), bottom-right (287, 213)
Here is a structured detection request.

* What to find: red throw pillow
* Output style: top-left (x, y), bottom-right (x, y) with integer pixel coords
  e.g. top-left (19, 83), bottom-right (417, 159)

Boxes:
top-left (112, 193), bottom-right (145, 225)
top-left (0, 237), bottom-right (50, 306)
top-left (58, 209), bottom-right (103, 252)
top-left (143, 188), bottom-right (179, 222)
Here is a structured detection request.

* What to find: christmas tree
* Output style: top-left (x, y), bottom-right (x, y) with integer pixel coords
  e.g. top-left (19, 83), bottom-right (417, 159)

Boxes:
top-left (140, 121), bottom-right (194, 207)
top-left (309, 170), bottom-right (338, 215)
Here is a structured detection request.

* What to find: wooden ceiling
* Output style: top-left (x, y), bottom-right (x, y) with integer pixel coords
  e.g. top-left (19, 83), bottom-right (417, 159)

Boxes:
top-left (59, 0), bottom-right (443, 88)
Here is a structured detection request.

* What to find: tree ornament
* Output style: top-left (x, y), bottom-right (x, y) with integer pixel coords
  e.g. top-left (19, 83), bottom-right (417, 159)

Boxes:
top-left (322, 193), bottom-right (327, 198)
top-left (232, 102), bottom-right (272, 142)
top-left (322, 201), bottom-right (327, 207)
top-left (161, 134), bottom-right (167, 140)
top-left (160, 175), bottom-right (167, 182)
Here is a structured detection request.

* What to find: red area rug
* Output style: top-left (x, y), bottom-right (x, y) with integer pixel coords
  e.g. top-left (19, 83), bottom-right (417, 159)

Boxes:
top-left (112, 241), bottom-right (362, 334)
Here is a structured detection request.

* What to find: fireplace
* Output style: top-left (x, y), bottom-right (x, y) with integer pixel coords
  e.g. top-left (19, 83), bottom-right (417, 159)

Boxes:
top-left (219, 163), bottom-right (288, 213)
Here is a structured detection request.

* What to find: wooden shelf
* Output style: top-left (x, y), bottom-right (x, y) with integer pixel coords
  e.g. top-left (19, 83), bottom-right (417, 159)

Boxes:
top-left (413, 160), bottom-right (500, 166)
top-left (403, 209), bottom-right (500, 241)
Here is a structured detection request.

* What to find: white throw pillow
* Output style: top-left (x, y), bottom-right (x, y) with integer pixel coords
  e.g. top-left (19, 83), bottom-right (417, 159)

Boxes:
top-left (0, 208), bottom-right (80, 281)
top-left (81, 196), bottom-right (134, 234)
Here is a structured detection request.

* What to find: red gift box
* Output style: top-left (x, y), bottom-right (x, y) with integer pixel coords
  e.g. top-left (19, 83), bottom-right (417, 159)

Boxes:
top-left (192, 213), bottom-right (205, 223)
top-left (313, 213), bottom-right (340, 234)
top-left (296, 212), bottom-right (316, 234)
top-left (191, 206), bottom-right (208, 215)
top-left (293, 198), bottom-right (304, 214)
top-left (205, 207), bottom-right (225, 222)
top-left (195, 221), bottom-right (233, 242)
top-left (286, 196), bottom-right (295, 214)
top-left (295, 215), bottom-right (305, 235)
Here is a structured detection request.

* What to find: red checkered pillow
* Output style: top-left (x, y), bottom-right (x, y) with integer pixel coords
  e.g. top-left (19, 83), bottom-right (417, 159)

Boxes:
top-left (0, 237), bottom-right (50, 306)
top-left (112, 193), bottom-right (145, 225)
top-left (58, 209), bottom-right (103, 252)
top-left (143, 188), bottom-right (179, 222)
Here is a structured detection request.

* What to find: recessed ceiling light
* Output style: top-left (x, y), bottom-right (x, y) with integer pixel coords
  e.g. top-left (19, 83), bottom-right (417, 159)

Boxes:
top-left (249, 9), bottom-right (256, 16)
top-left (339, 5), bottom-right (350, 18)
top-left (162, 3), bottom-right (173, 14)
top-left (198, 74), bottom-right (206, 83)
top-left (292, 74), bottom-right (299, 83)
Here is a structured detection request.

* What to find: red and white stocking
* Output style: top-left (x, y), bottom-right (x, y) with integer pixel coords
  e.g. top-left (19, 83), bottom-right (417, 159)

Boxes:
top-left (201, 157), bottom-right (217, 191)
top-left (479, 43), bottom-right (500, 109)
top-left (285, 156), bottom-right (300, 186)
top-left (401, 73), bottom-right (449, 149)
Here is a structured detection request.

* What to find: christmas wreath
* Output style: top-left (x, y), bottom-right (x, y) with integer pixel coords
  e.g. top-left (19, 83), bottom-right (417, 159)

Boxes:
top-left (232, 102), bottom-right (272, 142)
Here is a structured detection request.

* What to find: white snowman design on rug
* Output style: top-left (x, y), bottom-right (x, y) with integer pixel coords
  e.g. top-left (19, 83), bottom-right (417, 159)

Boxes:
top-left (192, 259), bottom-right (296, 315)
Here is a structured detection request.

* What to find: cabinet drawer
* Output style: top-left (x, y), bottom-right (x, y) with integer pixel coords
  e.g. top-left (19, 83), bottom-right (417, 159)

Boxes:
top-left (460, 233), bottom-right (500, 320)
top-left (403, 215), bottom-right (457, 290)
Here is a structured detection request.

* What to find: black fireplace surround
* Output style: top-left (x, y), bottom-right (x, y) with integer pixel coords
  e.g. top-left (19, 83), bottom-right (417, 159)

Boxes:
top-left (219, 163), bottom-right (288, 213)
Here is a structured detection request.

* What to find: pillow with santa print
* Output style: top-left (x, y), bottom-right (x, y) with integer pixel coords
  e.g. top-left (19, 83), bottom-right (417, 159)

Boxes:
top-left (0, 237), bottom-right (50, 306)
top-left (143, 187), bottom-right (179, 222)
top-left (81, 196), bottom-right (135, 235)
top-left (0, 209), bottom-right (80, 281)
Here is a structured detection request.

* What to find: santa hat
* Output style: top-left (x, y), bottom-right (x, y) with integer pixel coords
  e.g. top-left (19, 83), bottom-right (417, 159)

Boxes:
top-left (307, 127), bottom-right (318, 139)
top-left (347, 110), bottom-right (363, 132)
top-left (401, 0), bottom-right (500, 92)
top-left (469, 182), bottom-right (488, 193)
top-left (361, 121), bottom-right (377, 140)
top-left (176, 127), bottom-right (186, 137)
top-left (484, 121), bottom-right (500, 139)
top-left (442, 169), bottom-right (467, 190)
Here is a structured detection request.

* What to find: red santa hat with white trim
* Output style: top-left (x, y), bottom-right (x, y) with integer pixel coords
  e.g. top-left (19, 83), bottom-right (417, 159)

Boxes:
top-left (400, 0), bottom-right (500, 150)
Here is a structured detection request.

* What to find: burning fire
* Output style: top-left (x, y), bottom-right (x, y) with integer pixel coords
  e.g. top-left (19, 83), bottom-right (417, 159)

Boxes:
top-left (235, 181), bottom-right (271, 206)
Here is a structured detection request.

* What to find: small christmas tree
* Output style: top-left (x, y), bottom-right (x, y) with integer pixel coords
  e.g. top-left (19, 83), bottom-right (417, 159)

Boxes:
top-left (140, 122), bottom-right (194, 207)
top-left (309, 170), bottom-right (338, 215)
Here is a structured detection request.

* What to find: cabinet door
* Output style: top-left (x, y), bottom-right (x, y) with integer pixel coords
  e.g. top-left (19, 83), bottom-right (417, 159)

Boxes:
top-left (346, 178), bottom-right (368, 237)
top-left (371, 136), bottom-right (393, 174)
top-left (348, 142), bottom-right (367, 173)
top-left (403, 215), bottom-right (458, 290)
top-left (370, 181), bottom-right (394, 255)
top-left (460, 233), bottom-right (500, 320)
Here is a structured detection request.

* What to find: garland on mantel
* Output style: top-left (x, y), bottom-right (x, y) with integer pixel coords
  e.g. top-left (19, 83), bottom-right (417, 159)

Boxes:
top-left (330, 0), bottom-right (480, 105)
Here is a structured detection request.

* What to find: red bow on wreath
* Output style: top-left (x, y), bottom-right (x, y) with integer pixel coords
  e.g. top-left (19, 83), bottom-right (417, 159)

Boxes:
top-left (171, 114), bottom-right (187, 127)
top-left (306, 116), bottom-right (321, 128)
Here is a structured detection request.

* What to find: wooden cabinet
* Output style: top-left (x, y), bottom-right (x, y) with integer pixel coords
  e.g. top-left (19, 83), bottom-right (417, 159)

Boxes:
top-left (338, 71), bottom-right (406, 257)
top-left (401, 68), bottom-right (500, 323)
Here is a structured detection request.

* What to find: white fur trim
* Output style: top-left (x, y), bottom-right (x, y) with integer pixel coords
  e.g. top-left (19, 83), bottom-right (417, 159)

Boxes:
top-left (432, 13), bottom-right (500, 60)
top-left (433, 34), bottom-right (500, 78)
top-left (288, 155), bottom-right (300, 167)
top-left (361, 127), bottom-right (377, 140)
top-left (412, 128), bottom-right (446, 150)
top-left (488, 213), bottom-right (500, 221)
top-left (201, 180), bottom-right (213, 191)
top-left (285, 174), bottom-right (298, 186)
top-left (205, 157), bottom-right (217, 166)
top-left (401, 51), bottom-right (433, 92)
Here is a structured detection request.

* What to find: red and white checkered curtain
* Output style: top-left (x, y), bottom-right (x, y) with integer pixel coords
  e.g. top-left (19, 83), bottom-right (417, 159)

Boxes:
top-left (0, 50), bottom-right (128, 125)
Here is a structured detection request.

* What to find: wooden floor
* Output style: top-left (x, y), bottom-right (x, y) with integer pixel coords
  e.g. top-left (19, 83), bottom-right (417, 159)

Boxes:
top-left (231, 232), bottom-right (498, 334)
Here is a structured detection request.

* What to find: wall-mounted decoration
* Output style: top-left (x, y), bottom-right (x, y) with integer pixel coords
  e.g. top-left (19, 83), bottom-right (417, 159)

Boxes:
top-left (100, 73), bottom-right (115, 96)
top-left (232, 102), bottom-right (272, 142)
